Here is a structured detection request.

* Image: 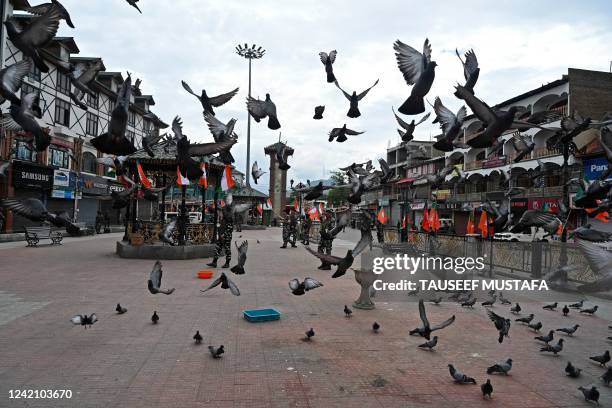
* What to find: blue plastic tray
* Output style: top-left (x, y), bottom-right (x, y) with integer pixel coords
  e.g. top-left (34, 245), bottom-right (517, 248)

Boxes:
top-left (243, 308), bottom-right (281, 322)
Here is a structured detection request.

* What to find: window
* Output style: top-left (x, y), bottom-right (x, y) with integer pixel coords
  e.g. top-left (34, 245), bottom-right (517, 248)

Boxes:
top-left (126, 130), bottom-right (135, 143)
top-left (13, 140), bottom-right (36, 162)
top-left (57, 72), bottom-right (71, 95)
top-left (86, 112), bottom-right (98, 136)
top-left (86, 92), bottom-right (98, 109)
top-left (128, 110), bottom-right (135, 127)
top-left (54, 99), bottom-right (70, 126)
top-left (48, 146), bottom-right (69, 168)
top-left (81, 152), bottom-right (97, 174)
top-left (28, 63), bottom-right (41, 82)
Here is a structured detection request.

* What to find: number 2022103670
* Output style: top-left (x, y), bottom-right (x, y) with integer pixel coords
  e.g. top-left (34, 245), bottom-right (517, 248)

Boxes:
top-left (9, 389), bottom-right (72, 399)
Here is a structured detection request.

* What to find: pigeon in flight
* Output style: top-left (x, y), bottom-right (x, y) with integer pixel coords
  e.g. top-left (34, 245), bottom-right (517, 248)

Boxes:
top-left (193, 331), bottom-right (202, 344)
top-left (418, 336), bottom-right (438, 351)
top-left (230, 241), bottom-right (248, 275)
top-left (430, 97), bottom-right (466, 152)
top-left (540, 339), bottom-right (564, 355)
top-left (535, 330), bottom-right (554, 344)
top-left (151, 311), bottom-right (159, 324)
top-left (570, 224), bottom-right (612, 242)
top-left (159, 220), bottom-right (176, 246)
top-left (455, 48), bottom-right (479, 94)
top-left (203, 112), bottom-right (238, 164)
top-left (487, 310), bottom-right (511, 343)
top-left (481, 379), bottom-right (493, 399)
top-left (590, 350), bottom-right (611, 367)
top-left (201, 272), bottom-right (240, 296)
top-left (510, 135), bottom-right (535, 163)
top-left (126, 0), bottom-right (142, 13)
top-left (0, 198), bottom-right (80, 234)
top-left (313, 105), bottom-right (325, 120)
top-left (208, 345), bottom-right (224, 359)
top-left (557, 324), bottom-right (580, 336)
top-left (575, 240), bottom-right (612, 292)
top-left (181, 80), bottom-right (239, 116)
top-left (2, 93), bottom-right (50, 152)
top-left (295, 181), bottom-right (333, 200)
top-left (115, 304), bottom-right (127, 314)
top-left (4, 7), bottom-right (63, 72)
top-left (487, 358), bottom-right (512, 375)
top-left (251, 161), bottom-right (266, 184)
top-left (289, 277), bottom-right (323, 296)
top-left (70, 314), bottom-right (98, 329)
top-left (91, 74), bottom-right (136, 155)
top-left (305, 328), bottom-right (315, 341)
top-left (409, 299), bottom-right (455, 340)
top-left (319, 50), bottom-right (337, 83)
top-left (247, 94), bottom-right (281, 130)
top-left (24, 0), bottom-right (75, 28)
top-left (510, 210), bottom-right (562, 239)
top-left (275, 142), bottom-right (291, 170)
top-left (393, 108), bottom-right (430, 143)
top-left (394, 38), bottom-right (436, 115)
top-left (578, 386), bottom-right (599, 404)
top-left (69, 59), bottom-right (104, 110)
top-left (148, 261), bottom-right (175, 295)
top-left (0, 59), bottom-right (32, 106)
top-left (565, 362), bottom-right (582, 378)
top-left (334, 79), bottom-right (379, 118)
top-left (328, 124), bottom-right (364, 143)
top-left (448, 364), bottom-right (476, 384)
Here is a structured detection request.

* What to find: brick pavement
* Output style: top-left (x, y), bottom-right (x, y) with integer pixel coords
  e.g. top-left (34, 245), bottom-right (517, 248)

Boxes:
top-left (0, 228), bottom-right (611, 407)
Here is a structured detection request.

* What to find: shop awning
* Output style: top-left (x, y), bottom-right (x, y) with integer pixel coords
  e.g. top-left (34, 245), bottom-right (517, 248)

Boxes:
top-left (396, 177), bottom-right (416, 184)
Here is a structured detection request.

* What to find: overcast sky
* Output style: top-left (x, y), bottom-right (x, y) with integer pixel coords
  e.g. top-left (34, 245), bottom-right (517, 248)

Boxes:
top-left (51, 0), bottom-right (612, 193)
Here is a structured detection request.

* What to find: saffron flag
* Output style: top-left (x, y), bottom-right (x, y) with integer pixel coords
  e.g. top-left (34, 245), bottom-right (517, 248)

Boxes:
top-left (595, 211), bottom-right (610, 222)
top-left (421, 206), bottom-right (430, 232)
top-left (430, 204), bottom-right (440, 232)
top-left (556, 222), bottom-right (563, 236)
top-left (220, 165), bottom-right (234, 191)
top-left (136, 162), bottom-right (152, 188)
top-left (478, 210), bottom-right (488, 238)
top-left (176, 166), bottom-right (189, 186)
top-left (117, 175), bottom-right (130, 188)
top-left (199, 163), bottom-right (208, 188)
top-left (377, 208), bottom-right (388, 224)
top-left (466, 211), bottom-right (475, 234)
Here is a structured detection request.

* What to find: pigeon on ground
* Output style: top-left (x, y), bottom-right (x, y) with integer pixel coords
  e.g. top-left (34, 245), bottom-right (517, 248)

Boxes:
top-left (251, 161), bottom-right (266, 184)
top-left (461, 297), bottom-right (476, 308)
top-left (230, 241), bottom-right (248, 275)
top-left (328, 124), bottom-right (364, 143)
top-left (563, 305), bottom-right (570, 316)
top-left (514, 313), bottom-right (534, 324)
top-left (91, 74), bottom-right (136, 155)
top-left (418, 336), bottom-right (438, 351)
top-left (543, 302), bottom-right (558, 311)
top-left (305, 247), bottom-right (353, 278)
top-left (569, 300), bottom-right (584, 309)
top-left (115, 304), bottom-right (127, 314)
top-left (566, 362), bottom-right (582, 378)
top-left (393, 108), bottom-right (430, 143)
top-left (510, 303), bottom-right (521, 314)
top-left (288, 277), bottom-right (323, 296)
top-left (334, 79), bottom-right (379, 118)
top-left (601, 368), bottom-right (612, 385)
top-left (578, 386), bottom-right (599, 404)
top-left (481, 379), bottom-right (493, 399)
top-left (590, 351), bottom-right (611, 367)
top-left (304, 328), bottom-right (315, 341)
top-left (181, 80), bottom-right (239, 116)
top-left (344, 305), bottom-right (352, 318)
top-left (151, 311), bottom-right (159, 324)
top-left (580, 305), bottom-right (599, 315)
top-left (247, 94), bottom-right (281, 130)
top-left (540, 339), bottom-right (564, 355)
top-left (487, 310), bottom-right (511, 343)
top-left (372, 322), bottom-right (380, 333)
top-left (2, 93), bottom-right (50, 152)
top-left (126, 0), bottom-right (142, 13)
top-left (201, 272), bottom-right (240, 296)
top-left (431, 97), bottom-right (466, 151)
top-left (148, 261), bottom-right (175, 295)
top-left (24, 0), bottom-right (75, 28)
top-left (208, 345), bottom-right (224, 359)
top-left (455, 48), bottom-right (479, 94)
top-left (482, 295), bottom-right (497, 307)
top-left (410, 299), bottom-right (456, 340)
top-left (193, 331), bottom-right (202, 344)
top-left (430, 296), bottom-right (442, 305)
top-left (487, 358), bottom-right (512, 375)
top-left (535, 330), bottom-right (554, 344)
top-left (319, 50), bottom-right (337, 83)
top-left (70, 314), bottom-right (97, 328)
top-left (499, 292), bottom-right (511, 305)
top-left (394, 38), bottom-right (436, 115)
top-left (448, 364), bottom-right (476, 384)
top-left (313, 105), bottom-right (325, 120)
top-left (557, 325), bottom-right (580, 336)
top-left (0, 59), bottom-right (32, 105)
top-left (529, 321), bottom-right (543, 332)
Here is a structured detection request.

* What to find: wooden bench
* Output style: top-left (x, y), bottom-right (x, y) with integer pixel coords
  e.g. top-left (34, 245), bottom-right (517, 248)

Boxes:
top-left (24, 226), bottom-right (63, 247)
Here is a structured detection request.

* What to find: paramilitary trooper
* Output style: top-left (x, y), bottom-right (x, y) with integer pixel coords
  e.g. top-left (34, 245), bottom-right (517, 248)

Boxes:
top-left (281, 209), bottom-right (298, 248)
top-left (207, 205), bottom-right (234, 268)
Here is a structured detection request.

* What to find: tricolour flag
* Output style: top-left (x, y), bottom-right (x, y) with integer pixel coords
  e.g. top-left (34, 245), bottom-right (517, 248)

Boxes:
top-left (137, 162), bottom-right (152, 189)
top-left (199, 163), bottom-right (208, 188)
top-left (176, 166), bottom-right (189, 186)
top-left (220, 165), bottom-right (234, 191)
top-left (377, 208), bottom-right (388, 225)
top-left (256, 203), bottom-right (263, 215)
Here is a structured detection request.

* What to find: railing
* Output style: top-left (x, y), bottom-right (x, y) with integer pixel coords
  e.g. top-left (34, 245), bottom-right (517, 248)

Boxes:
top-left (533, 147), bottom-right (561, 159)
top-left (128, 221), bottom-right (214, 245)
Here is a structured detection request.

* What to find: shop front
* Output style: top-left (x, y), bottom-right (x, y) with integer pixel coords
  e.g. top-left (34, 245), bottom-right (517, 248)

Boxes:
top-left (9, 161), bottom-right (54, 231)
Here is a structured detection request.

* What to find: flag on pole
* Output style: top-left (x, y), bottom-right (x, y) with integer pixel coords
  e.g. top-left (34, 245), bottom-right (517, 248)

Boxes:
top-left (308, 207), bottom-right (319, 220)
top-left (421, 205), bottom-right (430, 232)
top-left (478, 210), bottom-right (488, 238)
top-left (136, 162), bottom-right (152, 188)
top-left (401, 213), bottom-right (412, 229)
top-left (266, 198), bottom-right (272, 209)
top-left (377, 208), bottom-right (388, 224)
top-left (220, 165), bottom-right (234, 191)
top-left (199, 163), bottom-right (208, 188)
top-left (430, 202), bottom-right (440, 232)
top-left (466, 211), bottom-right (475, 234)
top-left (556, 222), bottom-right (563, 235)
top-left (117, 175), bottom-right (130, 188)
top-left (176, 166), bottom-right (189, 186)
top-left (256, 203), bottom-right (263, 215)
top-left (293, 198), bottom-right (299, 211)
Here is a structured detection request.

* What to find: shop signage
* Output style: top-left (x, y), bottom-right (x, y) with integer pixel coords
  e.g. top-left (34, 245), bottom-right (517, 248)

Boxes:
top-left (583, 157), bottom-right (611, 181)
top-left (12, 161), bottom-right (53, 190)
top-left (53, 170), bottom-right (71, 187)
top-left (511, 198), bottom-right (528, 208)
top-left (528, 198), bottom-right (559, 213)
top-left (80, 174), bottom-right (109, 195)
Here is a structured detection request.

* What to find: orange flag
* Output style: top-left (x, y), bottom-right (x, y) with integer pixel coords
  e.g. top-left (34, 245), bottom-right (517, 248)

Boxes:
top-left (430, 205), bottom-right (440, 232)
top-left (478, 210), bottom-right (488, 238)
top-left (176, 166), bottom-right (189, 186)
top-left (466, 211), bottom-right (475, 235)
top-left (199, 163), bottom-right (208, 188)
top-left (377, 208), bottom-right (388, 224)
top-left (421, 206), bottom-right (430, 232)
top-left (136, 162), bottom-right (152, 188)
top-left (293, 198), bottom-right (299, 211)
top-left (595, 211), bottom-right (610, 222)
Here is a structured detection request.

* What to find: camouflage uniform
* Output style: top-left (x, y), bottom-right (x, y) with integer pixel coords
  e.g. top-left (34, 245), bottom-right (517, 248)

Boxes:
top-left (209, 208), bottom-right (233, 267)
top-left (302, 216), bottom-right (312, 245)
top-left (281, 213), bottom-right (298, 248)
top-left (317, 216), bottom-right (333, 269)
top-left (376, 220), bottom-right (385, 243)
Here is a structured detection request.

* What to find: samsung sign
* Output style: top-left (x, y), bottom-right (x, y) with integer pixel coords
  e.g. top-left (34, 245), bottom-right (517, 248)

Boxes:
top-left (583, 157), bottom-right (611, 181)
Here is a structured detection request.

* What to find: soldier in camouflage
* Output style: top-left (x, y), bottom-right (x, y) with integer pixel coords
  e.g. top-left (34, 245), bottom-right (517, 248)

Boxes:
top-left (280, 210), bottom-right (298, 248)
top-left (301, 214), bottom-right (312, 245)
top-left (317, 211), bottom-right (334, 270)
top-left (207, 205), bottom-right (234, 268)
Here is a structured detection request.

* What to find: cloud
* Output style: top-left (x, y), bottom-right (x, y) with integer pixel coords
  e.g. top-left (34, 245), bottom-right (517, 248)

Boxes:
top-left (55, 0), bottom-right (612, 194)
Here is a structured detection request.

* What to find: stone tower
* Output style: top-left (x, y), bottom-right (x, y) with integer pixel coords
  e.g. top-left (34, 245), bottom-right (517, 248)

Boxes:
top-left (264, 141), bottom-right (294, 222)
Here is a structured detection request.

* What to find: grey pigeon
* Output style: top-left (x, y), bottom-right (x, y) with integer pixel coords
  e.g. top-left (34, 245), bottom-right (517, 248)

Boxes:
top-left (487, 358), bottom-right (512, 375)
top-left (251, 161), bottom-right (266, 184)
top-left (70, 313), bottom-right (97, 328)
top-left (543, 302), bottom-right (557, 310)
top-left (487, 310), bottom-right (510, 343)
top-left (510, 135), bottom-right (535, 163)
top-left (372, 322), bottom-right (380, 333)
top-left (394, 38), bottom-right (436, 115)
top-left (394, 108), bottom-right (430, 143)
top-left (2, 93), bottom-right (50, 152)
top-left (275, 142), bottom-right (291, 170)
top-left (601, 367), bottom-right (612, 385)
top-left (535, 330), bottom-right (554, 343)
top-left (344, 305), bottom-right (352, 318)
top-left (289, 277), bottom-right (323, 296)
top-left (430, 296), bottom-right (442, 305)
top-left (590, 351), bottom-right (610, 367)
top-left (305, 247), bottom-right (354, 279)
top-left (0, 198), bottom-right (80, 234)
top-left (455, 48), bottom-right (479, 94)
top-left (563, 305), bottom-right (570, 316)
top-left (181, 80), bottom-right (239, 116)
top-left (151, 311), bottom-right (159, 324)
top-left (481, 295), bottom-right (497, 307)
top-left (148, 261), bottom-right (175, 295)
top-left (126, 0), bottom-right (142, 13)
top-left (461, 297), bottom-right (476, 308)
top-left (201, 272), bottom-right (240, 296)
top-left (409, 299), bottom-right (455, 340)
top-left (203, 111), bottom-right (238, 164)
top-left (334, 79), bottom-right (379, 118)
top-left (578, 386), bottom-right (599, 404)
top-left (431, 97), bottom-right (466, 152)
top-left (230, 241), bottom-right (248, 275)
top-left (305, 328), bottom-right (315, 340)
top-left (247, 94), bottom-right (280, 129)
top-left (313, 105), bottom-right (325, 120)
top-left (499, 292), bottom-right (511, 305)
top-left (418, 336), bottom-right (437, 351)
top-left (580, 305), bottom-right (599, 315)
top-left (193, 331), bottom-right (202, 344)
top-left (448, 364), bottom-right (476, 384)
top-left (0, 59), bottom-right (32, 105)
top-left (569, 300), bottom-right (584, 309)
top-left (208, 345), bottom-right (224, 359)
top-left (540, 339), bottom-right (564, 355)
top-left (160, 220), bottom-right (176, 246)
top-left (566, 362), bottom-right (582, 378)
top-left (319, 50), bottom-right (337, 83)
top-left (69, 59), bottom-right (104, 109)
top-left (528, 321), bottom-right (543, 332)
top-left (481, 379), bottom-right (493, 399)
top-left (115, 303), bottom-right (127, 314)
top-left (24, 0), bottom-right (75, 28)
top-left (510, 210), bottom-right (562, 239)
top-left (571, 224), bottom-right (612, 242)
top-left (328, 124), bottom-right (364, 143)
top-left (556, 324), bottom-right (580, 336)
top-left (510, 303), bottom-right (521, 314)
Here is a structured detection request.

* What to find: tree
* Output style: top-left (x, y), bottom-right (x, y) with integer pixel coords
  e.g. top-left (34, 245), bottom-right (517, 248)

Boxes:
top-left (327, 169), bottom-right (350, 206)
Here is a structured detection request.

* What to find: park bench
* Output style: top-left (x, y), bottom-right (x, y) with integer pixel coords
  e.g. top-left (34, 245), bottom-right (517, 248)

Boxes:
top-left (24, 226), bottom-right (63, 247)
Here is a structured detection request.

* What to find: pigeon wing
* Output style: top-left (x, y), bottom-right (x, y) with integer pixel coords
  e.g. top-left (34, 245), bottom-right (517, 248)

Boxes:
top-left (303, 277), bottom-right (324, 290)
top-left (304, 246), bottom-right (343, 265)
top-left (246, 97), bottom-right (267, 120)
top-left (209, 87), bottom-right (239, 107)
top-left (288, 279), bottom-right (300, 291)
top-left (21, 6), bottom-right (63, 48)
top-left (1, 60), bottom-right (32, 98)
top-left (70, 315), bottom-right (84, 325)
top-left (357, 79), bottom-right (379, 100)
top-left (344, 128), bottom-right (364, 136)
top-left (394, 39), bottom-right (426, 85)
top-left (334, 81), bottom-right (352, 101)
top-left (226, 276), bottom-right (240, 296)
top-left (201, 276), bottom-right (223, 293)
top-left (0, 198), bottom-right (46, 219)
top-left (487, 310), bottom-right (505, 330)
top-left (203, 111), bottom-right (228, 141)
top-left (600, 127), bottom-right (612, 163)
top-left (352, 229), bottom-right (373, 257)
top-left (418, 299), bottom-right (430, 329)
top-left (148, 261), bottom-right (162, 292)
top-left (188, 140), bottom-right (236, 156)
top-left (575, 238), bottom-right (612, 275)
top-left (431, 315), bottom-right (456, 331)
top-left (392, 107), bottom-right (412, 131)
top-left (181, 80), bottom-right (200, 98)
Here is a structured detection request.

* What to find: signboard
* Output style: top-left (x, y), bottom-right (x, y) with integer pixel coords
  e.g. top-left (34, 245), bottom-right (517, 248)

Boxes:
top-left (411, 202), bottom-right (425, 210)
top-left (80, 174), bottom-right (109, 196)
top-left (51, 189), bottom-right (75, 199)
top-left (528, 198), bottom-right (560, 213)
top-left (53, 170), bottom-right (71, 187)
top-left (12, 161), bottom-right (53, 190)
top-left (583, 157), bottom-right (611, 181)
top-left (511, 198), bottom-right (528, 208)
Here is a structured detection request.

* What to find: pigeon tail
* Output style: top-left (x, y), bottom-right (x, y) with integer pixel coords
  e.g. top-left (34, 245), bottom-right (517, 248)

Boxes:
top-left (326, 71), bottom-right (336, 83)
top-left (91, 133), bottom-right (137, 156)
top-left (267, 115), bottom-right (281, 130)
top-left (313, 113), bottom-right (323, 120)
top-left (398, 94), bottom-right (425, 115)
top-left (347, 106), bottom-right (361, 118)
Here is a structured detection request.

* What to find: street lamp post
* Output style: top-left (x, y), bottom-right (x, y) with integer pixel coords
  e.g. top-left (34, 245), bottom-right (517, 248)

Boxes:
top-left (236, 43), bottom-right (265, 187)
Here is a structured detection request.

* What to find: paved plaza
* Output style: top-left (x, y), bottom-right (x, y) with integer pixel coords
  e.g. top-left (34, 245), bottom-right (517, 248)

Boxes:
top-left (0, 228), bottom-right (611, 407)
